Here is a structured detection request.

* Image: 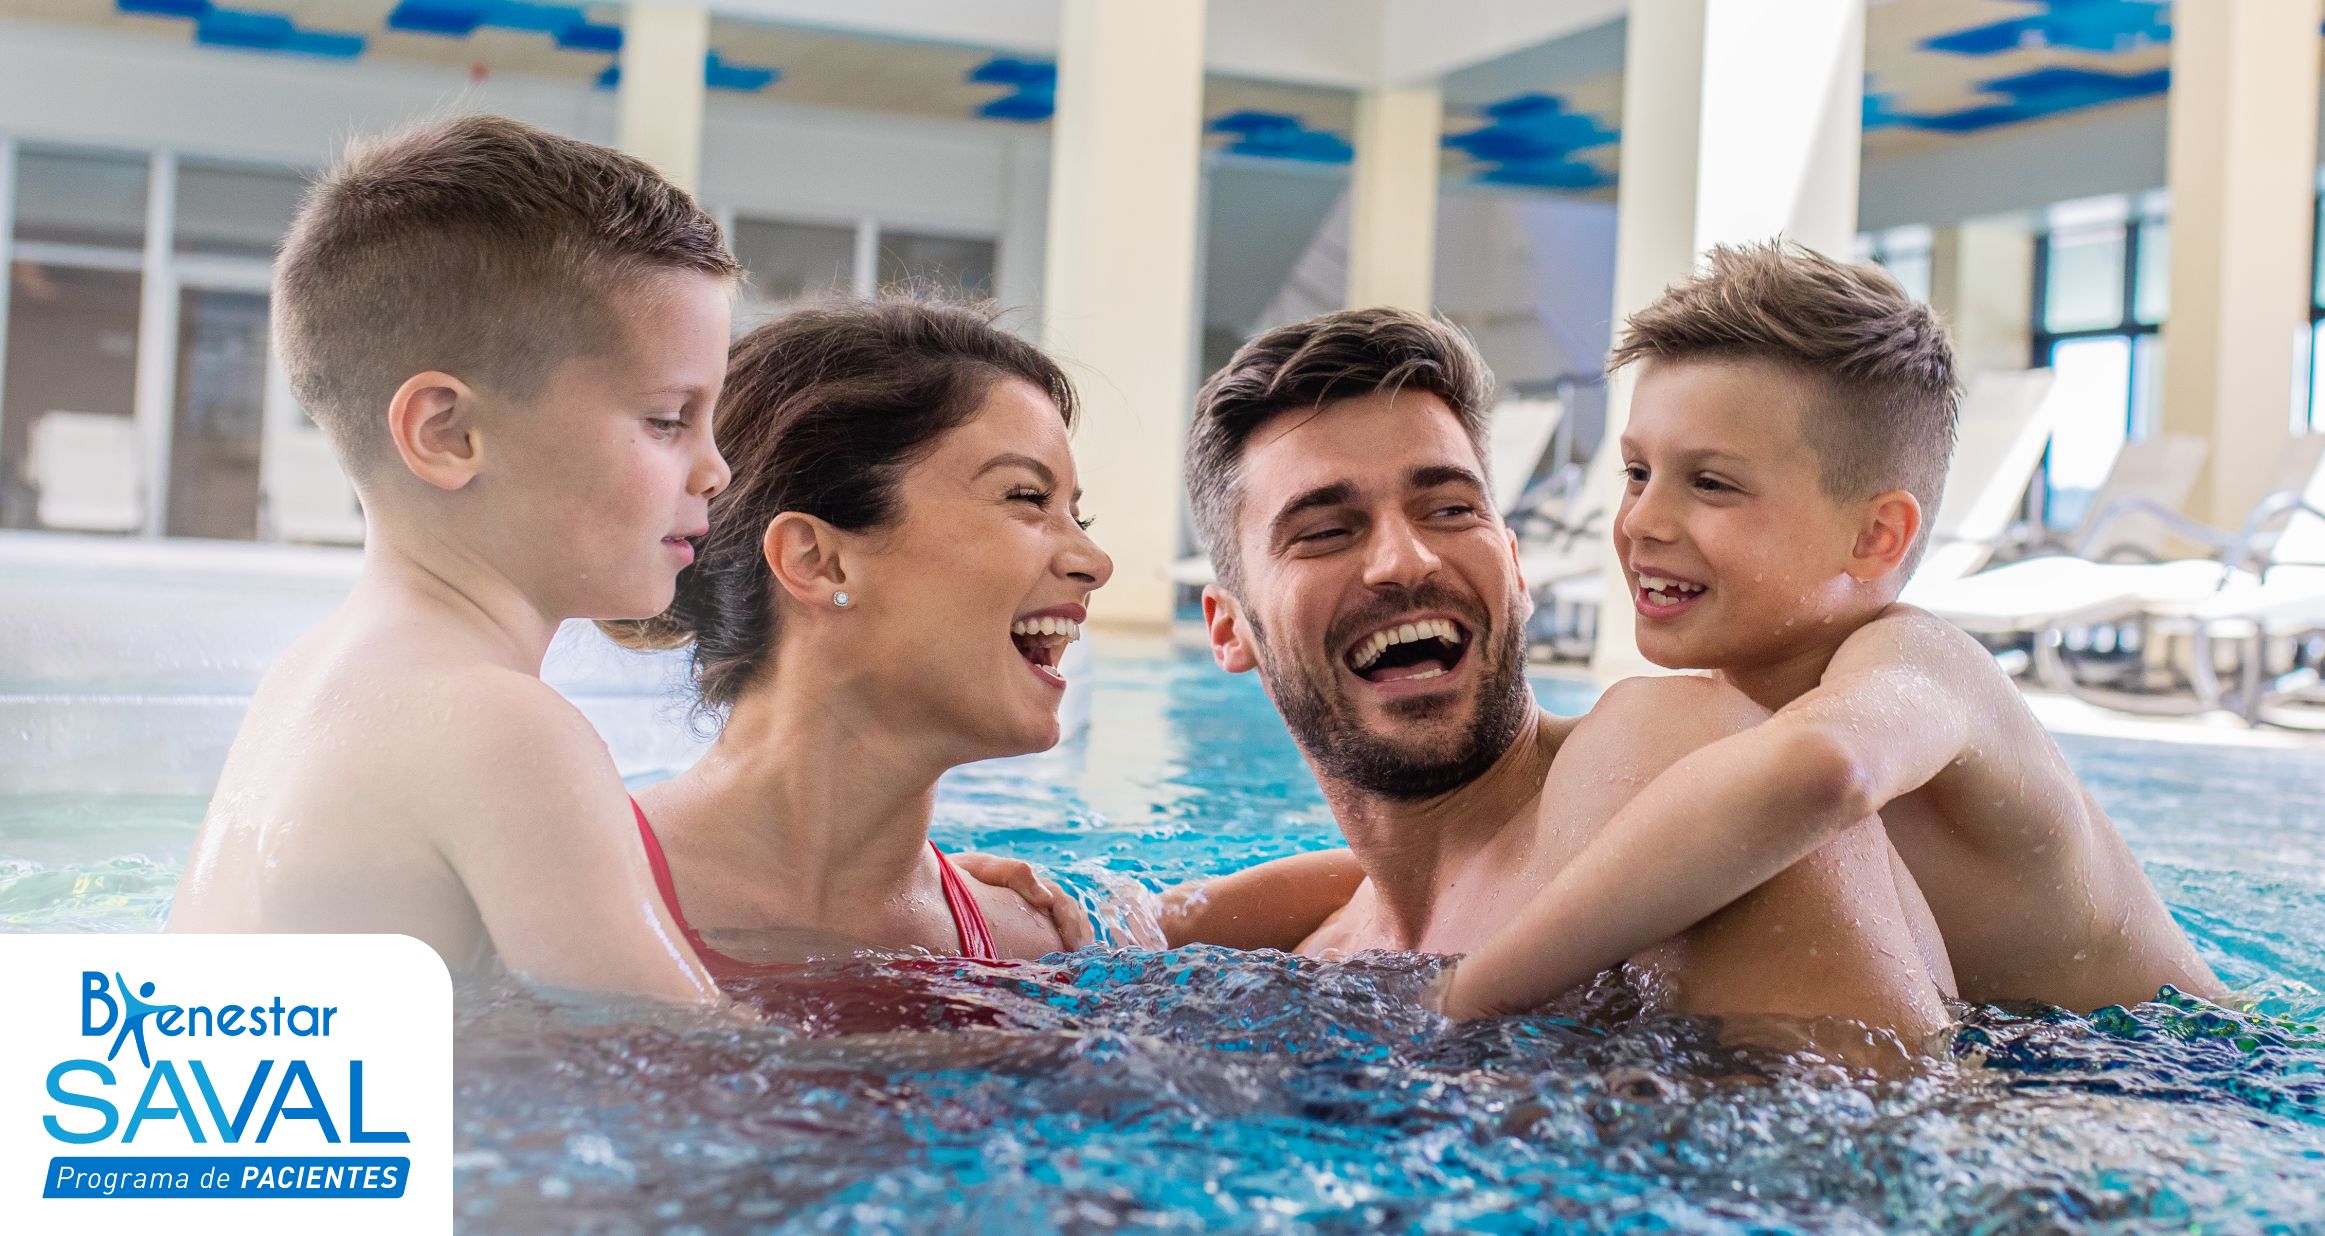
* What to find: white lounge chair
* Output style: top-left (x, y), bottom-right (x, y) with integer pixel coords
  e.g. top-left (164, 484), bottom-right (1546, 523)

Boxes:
top-left (1168, 395), bottom-right (1569, 589)
top-left (263, 426), bottom-right (365, 546)
top-left (1920, 434), bottom-right (2325, 714)
top-left (26, 410), bottom-right (143, 534)
top-left (1513, 430), bottom-right (1625, 659)
top-left (1904, 368), bottom-right (2065, 593)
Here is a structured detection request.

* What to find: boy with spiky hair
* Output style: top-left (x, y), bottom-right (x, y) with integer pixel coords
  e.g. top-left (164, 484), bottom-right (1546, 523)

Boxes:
top-left (1441, 241), bottom-right (2222, 1018)
top-left (169, 115), bottom-right (736, 1001)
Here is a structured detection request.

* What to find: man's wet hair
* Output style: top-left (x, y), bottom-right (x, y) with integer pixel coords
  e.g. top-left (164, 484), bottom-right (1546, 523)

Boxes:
top-left (1185, 307), bottom-right (1494, 593)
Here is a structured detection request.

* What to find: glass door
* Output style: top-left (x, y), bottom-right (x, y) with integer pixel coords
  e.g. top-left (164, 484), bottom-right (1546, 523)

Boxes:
top-left (163, 280), bottom-right (269, 540)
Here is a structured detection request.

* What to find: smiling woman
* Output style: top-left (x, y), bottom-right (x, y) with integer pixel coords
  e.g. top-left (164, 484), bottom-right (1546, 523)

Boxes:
top-left (599, 296), bottom-right (1113, 973)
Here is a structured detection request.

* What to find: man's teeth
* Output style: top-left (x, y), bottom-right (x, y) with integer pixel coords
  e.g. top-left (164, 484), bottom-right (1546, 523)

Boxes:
top-left (1637, 574), bottom-right (1707, 607)
top-left (1009, 616), bottom-right (1083, 641)
top-left (1350, 618), bottom-right (1465, 670)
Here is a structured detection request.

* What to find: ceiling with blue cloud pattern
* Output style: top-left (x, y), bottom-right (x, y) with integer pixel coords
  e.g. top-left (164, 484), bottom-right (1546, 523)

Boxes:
top-left (36, 0), bottom-right (2306, 191)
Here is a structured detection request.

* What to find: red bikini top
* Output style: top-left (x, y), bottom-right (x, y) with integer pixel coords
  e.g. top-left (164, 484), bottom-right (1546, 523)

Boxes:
top-left (630, 797), bottom-right (998, 977)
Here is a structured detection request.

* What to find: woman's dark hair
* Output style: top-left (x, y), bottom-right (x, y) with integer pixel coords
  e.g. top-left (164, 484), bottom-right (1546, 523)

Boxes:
top-left (602, 295), bottom-right (1077, 714)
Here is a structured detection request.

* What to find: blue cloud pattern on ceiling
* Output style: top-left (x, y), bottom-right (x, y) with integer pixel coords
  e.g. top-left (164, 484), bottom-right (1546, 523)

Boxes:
top-left (594, 52), bottom-right (780, 93)
top-left (1208, 111), bottom-right (1354, 164)
top-left (1923, 0), bottom-right (2169, 57)
top-left (387, 1), bottom-right (620, 53)
top-left (968, 57), bottom-right (1056, 122)
top-left (1880, 65), bottom-right (2169, 133)
top-left (1443, 94), bottom-right (1616, 189)
top-left (117, 0), bottom-right (365, 58)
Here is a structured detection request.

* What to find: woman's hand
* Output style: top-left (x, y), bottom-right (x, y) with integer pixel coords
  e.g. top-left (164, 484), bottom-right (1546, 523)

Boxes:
top-left (949, 854), bottom-right (1095, 949)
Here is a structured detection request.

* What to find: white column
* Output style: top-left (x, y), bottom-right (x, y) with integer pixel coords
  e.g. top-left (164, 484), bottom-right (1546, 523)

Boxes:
top-left (850, 216), bottom-right (878, 295)
top-left (992, 134), bottom-right (1052, 336)
top-left (134, 149), bottom-right (178, 539)
top-left (1589, 0), bottom-right (1866, 677)
top-left (1346, 84), bottom-right (1443, 311)
top-left (1928, 216), bottom-right (2037, 378)
top-left (1041, 0), bottom-right (1207, 629)
top-left (2160, 0), bottom-right (2323, 528)
top-left (617, 2), bottom-right (709, 194)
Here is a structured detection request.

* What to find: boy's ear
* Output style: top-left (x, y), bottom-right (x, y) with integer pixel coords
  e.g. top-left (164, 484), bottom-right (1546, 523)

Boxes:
top-left (763, 511), bottom-right (851, 609)
top-left (1201, 584), bottom-right (1260, 675)
top-left (386, 371), bottom-right (482, 491)
top-left (1848, 489), bottom-right (1923, 581)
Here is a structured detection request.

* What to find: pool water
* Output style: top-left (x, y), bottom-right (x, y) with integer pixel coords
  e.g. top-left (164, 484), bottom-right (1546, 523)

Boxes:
top-left (6, 642), bottom-right (2325, 1231)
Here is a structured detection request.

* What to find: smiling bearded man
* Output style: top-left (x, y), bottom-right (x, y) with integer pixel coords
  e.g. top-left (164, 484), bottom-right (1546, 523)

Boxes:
top-left (1170, 307), bottom-right (1954, 1060)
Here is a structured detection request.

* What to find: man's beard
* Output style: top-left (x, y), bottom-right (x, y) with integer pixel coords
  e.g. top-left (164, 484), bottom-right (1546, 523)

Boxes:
top-left (1251, 583), bottom-right (1534, 801)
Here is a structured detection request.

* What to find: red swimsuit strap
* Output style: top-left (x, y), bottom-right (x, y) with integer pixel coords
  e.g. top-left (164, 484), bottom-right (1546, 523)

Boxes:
top-left (930, 842), bottom-right (999, 961)
top-left (631, 797), bottom-right (997, 970)
top-left (632, 796), bottom-right (727, 971)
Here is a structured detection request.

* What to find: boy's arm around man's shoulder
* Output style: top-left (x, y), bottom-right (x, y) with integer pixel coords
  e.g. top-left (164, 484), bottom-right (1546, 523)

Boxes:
top-left (419, 671), bottom-right (721, 1005)
top-left (1438, 606), bottom-right (1991, 1018)
top-left (1156, 849), bottom-right (1366, 950)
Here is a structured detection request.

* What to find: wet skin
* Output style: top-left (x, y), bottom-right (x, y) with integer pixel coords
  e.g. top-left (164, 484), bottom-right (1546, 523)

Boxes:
top-left (170, 270), bottom-right (735, 1004)
top-left (1201, 387), bottom-right (1953, 1050)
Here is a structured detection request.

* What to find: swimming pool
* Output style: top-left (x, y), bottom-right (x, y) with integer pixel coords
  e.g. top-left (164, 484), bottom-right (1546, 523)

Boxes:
top-left (6, 640), bottom-right (2325, 1231)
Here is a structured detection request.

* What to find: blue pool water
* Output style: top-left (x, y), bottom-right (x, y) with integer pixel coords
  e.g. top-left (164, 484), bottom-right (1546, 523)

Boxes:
top-left (6, 642), bottom-right (2325, 1231)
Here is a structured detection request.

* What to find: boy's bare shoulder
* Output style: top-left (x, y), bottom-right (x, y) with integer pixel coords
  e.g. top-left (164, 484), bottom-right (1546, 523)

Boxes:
top-left (251, 629), bottom-right (619, 829)
top-left (1839, 604), bottom-right (2020, 699)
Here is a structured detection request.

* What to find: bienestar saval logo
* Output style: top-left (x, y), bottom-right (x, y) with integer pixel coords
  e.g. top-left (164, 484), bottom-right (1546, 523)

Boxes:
top-left (1, 935), bottom-right (450, 1234)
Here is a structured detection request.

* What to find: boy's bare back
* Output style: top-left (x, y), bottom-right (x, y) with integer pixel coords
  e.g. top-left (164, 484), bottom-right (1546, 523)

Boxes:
top-left (1828, 605), bottom-right (2220, 1008)
top-left (174, 581), bottom-right (712, 1000)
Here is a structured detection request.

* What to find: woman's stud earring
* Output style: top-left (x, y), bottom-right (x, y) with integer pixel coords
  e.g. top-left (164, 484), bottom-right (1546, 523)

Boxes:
top-left (833, 591), bottom-right (852, 608)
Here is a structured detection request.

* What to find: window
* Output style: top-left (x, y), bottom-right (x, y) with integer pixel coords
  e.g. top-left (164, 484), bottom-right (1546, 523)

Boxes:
top-left (877, 229), bottom-right (996, 299)
top-left (2029, 193), bottom-right (2168, 528)
top-left (0, 142), bottom-right (325, 540)
top-left (2309, 189), bottom-right (2325, 433)
top-left (1855, 224), bottom-right (1932, 304)
top-left (175, 161), bottom-right (305, 259)
top-left (14, 147), bottom-right (148, 250)
top-left (1, 265), bottom-right (145, 531)
top-left (730, 217), bottom-right (856, 307)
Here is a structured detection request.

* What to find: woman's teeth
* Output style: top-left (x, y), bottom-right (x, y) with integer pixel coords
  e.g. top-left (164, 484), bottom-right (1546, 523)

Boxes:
top-left (1011, 615), bottom-right (1081, 675)
top-left (1638, 574), bottom-right (1707, 607)
top-left (1010, 617), bottom-right (1082, 641)
top-left (1350, 618), bottom-right (1464, 670)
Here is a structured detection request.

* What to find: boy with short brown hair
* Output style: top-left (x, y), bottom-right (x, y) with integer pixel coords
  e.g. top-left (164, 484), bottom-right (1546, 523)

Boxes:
top-left (1441, 240), bottom-right (2222, 1018)
top-left (169, 115), bottom-right (737, 1000)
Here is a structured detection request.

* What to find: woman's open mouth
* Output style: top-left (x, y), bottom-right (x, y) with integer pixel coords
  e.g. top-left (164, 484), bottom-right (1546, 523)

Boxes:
top-left (1010, 615), bottom-right (1082, 688)
top-left (1344, 617), bottom-right (1470, 686)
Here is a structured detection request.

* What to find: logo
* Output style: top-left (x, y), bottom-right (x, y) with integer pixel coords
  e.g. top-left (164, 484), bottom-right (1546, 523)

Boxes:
top-left (1, 935), bottom-right (451, 1234)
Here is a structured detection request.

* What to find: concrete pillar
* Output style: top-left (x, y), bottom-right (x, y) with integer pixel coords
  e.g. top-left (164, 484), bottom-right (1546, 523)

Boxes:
top-left (1929, 216), bottom-right (2037, 378)
top-left (134, 150), bottom-right (177, 539)
top-left (2159, 0), bottom-right (2322, 528)
top-left (1041, 0), bottom-right (1206, 629)
top-left (1346, 84), bottom-right (1444, 311)
top-left (617, 2), bottom-right (709, 194)
top-left (1589, 0), bottom-right (1866, 677)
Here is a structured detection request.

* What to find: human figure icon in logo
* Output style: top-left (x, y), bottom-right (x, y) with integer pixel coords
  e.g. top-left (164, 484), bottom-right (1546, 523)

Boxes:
top-left (106, 974), bottom-right (180, 1069)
